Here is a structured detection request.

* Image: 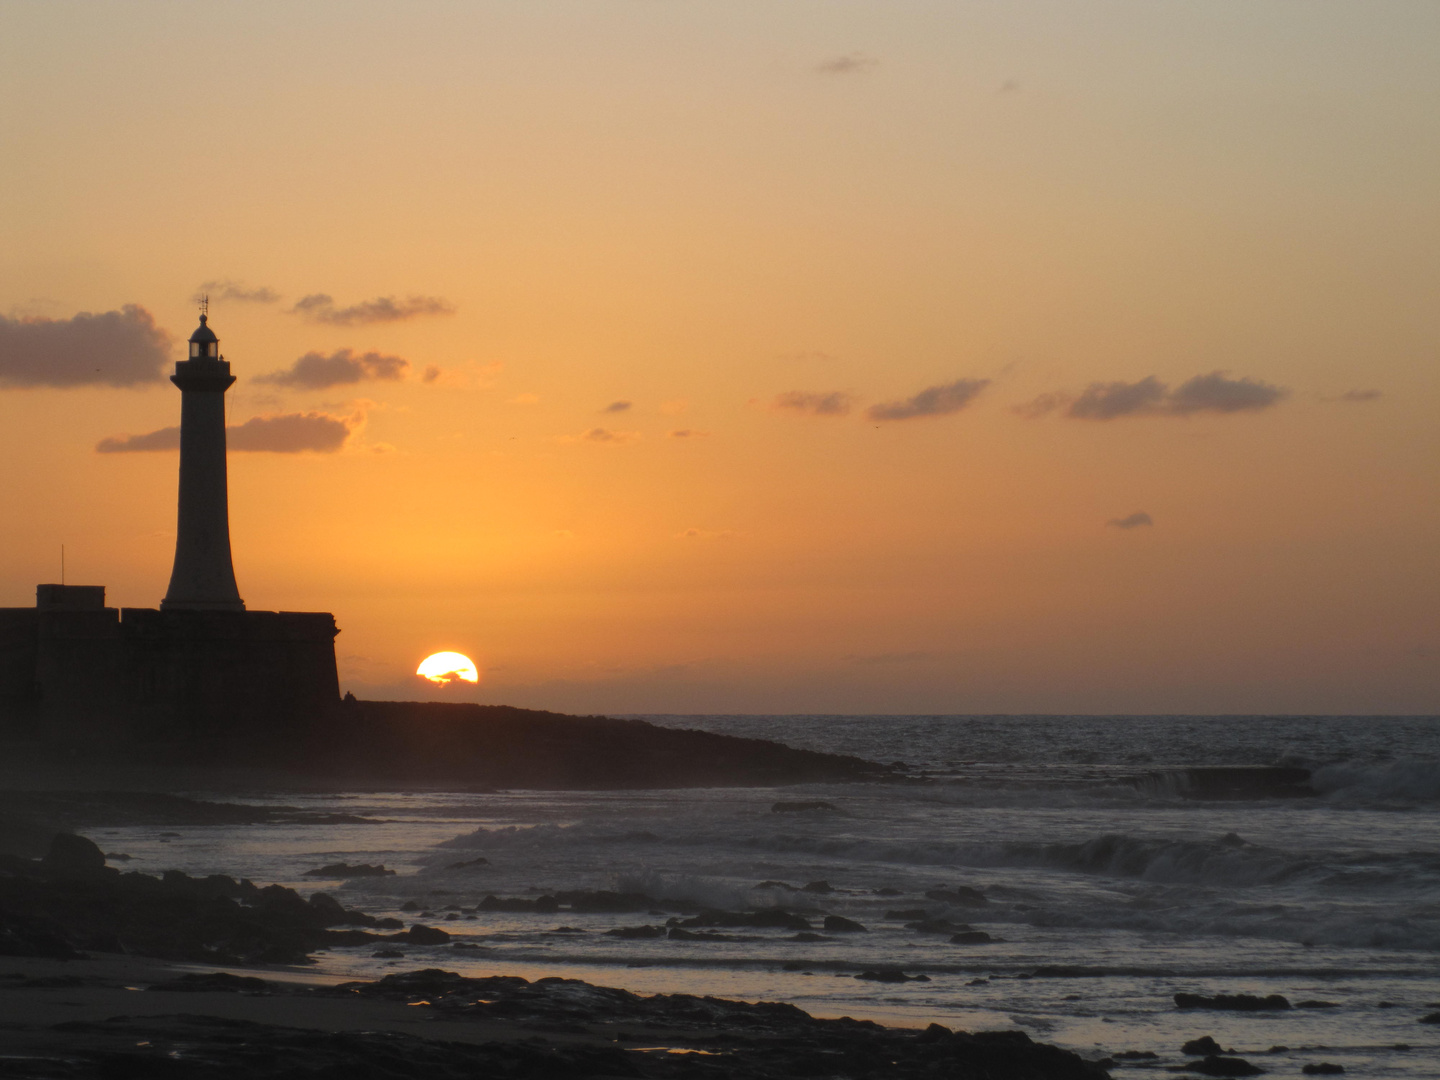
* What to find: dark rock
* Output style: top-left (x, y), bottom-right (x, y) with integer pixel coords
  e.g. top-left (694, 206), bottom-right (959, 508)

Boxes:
top-left (950, 931), bottom-right (997, 944)
top-left (1183, 1036), bottom-right (1224, 1056)
top-left (400, 900), bottom-right (422, 912)
top-left (925, 886), bottom-right (989, 907)
top-left (1114, 1050), bottom-right (1159, 1060)
top-left (146, 972), bottom-right (269, 994)
top-left (26, 966), bottom-right (1107, 1079)
top-left (546, 926), bottom-right (586, 934)
top-left (876, 887), bottom-right (902, 896)
top-left (771, 801), bottom-right (837, 812)
top-left (856, 968), bottom-right (930, 983)
top-left (404, 924), bottom-right (451, 945)
top-left (822, 915), bottom-right (867, 933)
top-left (1176, 992), bottom-right (1291, 1011)
top-left (303, 863), bottom-right (395, 878)
top-left (757, 880), bottom-right (798, 891)
top-left (1418, 1012), bottom-right (1440, 1023)
top-left (1302, 1065), bottom-right (1345, 1075)
top-left (605, 925), bottom-right (666, 939)
top-left (373, 949), bottom-right (406, 958)
top-left (801, 881), bottom-right (833, 894)
top-left (0, 914), bottom-right (84, 960)
top-left (0, 863), bottom-right (352, 964)
top-left (907, 918), bottom-right (971, 934)
top-left (42, 833), bottom-right (108, 877)
top-left (306, 892), bottom-right (387, 929)
top-left (445, 857), bottom-right (489, 869)
top-left (1184, 1055), bottom-right (1266, 1076)
top-left (308, 892), bottom-right (348, 920)
top-left (885, 909), bottom-right (930, 920)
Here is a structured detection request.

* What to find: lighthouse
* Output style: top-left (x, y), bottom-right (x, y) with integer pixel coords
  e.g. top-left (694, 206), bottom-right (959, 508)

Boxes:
top-left (161, 310), bottom-right (245, 611)
top-left (0, 306), bottom-right (342, 747)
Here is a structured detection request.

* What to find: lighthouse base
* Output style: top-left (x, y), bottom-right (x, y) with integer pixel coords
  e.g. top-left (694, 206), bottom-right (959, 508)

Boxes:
top-left (0, 586), bottom-right (339, 746)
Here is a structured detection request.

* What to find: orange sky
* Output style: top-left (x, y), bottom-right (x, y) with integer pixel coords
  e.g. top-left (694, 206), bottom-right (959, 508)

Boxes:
top-left (1, 2), bottom-right (1437, 713)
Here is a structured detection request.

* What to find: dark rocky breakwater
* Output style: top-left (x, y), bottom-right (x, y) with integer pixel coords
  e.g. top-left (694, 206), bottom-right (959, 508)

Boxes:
top-left (3, 702), bottom-right (896, 788)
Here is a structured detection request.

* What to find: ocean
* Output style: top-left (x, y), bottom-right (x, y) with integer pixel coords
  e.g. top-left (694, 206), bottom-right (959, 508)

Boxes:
top-left (90, 715), bottom-right (1439, 1077)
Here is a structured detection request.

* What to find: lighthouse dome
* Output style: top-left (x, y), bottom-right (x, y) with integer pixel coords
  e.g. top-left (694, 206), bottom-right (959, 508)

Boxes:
top-left (189, 314), bottom-right (218, 344)
top-left (188, 314), bottom-right (219, 358)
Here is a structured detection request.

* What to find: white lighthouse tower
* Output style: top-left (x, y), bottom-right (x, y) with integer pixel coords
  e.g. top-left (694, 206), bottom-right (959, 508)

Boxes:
top-left (160, 308), bottom-right (245, 611)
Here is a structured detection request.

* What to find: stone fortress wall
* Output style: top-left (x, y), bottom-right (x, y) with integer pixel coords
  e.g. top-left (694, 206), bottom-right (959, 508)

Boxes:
top-left (0, 585), bottom-right (339, 744)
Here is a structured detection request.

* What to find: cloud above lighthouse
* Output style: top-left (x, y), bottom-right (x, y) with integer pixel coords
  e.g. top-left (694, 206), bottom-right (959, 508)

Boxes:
top-left (256, 348), bottom-right (410, 389)
top-left (289, 293), bottom-right (455, 325)
top-left (0, 305), bottom-right (172, 388)
top-left (97, 410), bottom-right (357, 454)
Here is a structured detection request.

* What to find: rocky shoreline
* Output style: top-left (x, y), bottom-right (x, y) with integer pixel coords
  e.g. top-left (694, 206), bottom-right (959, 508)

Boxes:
top-left (0, 959), bottom-right (1109, 1080)
top-left (0, 831), bottom-right (1109, 1079)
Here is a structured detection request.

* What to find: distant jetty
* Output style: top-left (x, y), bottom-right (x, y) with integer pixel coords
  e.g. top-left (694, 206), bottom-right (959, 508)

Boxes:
top-left (0, 702), bottom-right (894, 790)
top-left (316, 701), bottom-right (893, 787)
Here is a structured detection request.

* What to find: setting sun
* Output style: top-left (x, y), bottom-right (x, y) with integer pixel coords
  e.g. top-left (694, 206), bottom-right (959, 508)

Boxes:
top-left (416, 652), bottom-right (479, 685)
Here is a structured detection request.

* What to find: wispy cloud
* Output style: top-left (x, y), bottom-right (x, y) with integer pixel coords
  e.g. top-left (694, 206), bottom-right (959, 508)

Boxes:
top-left (667, 429), bottom-right (708, 438)
top-left (1011, 392), bottom-right (1069, 420)
top-left (97, 410), bottom-right (358, 454)
top-left (1107, 512), bottom-right (1154, 530)
top-left (1333, 388), bottom-right (1382, 403)
top-left (193, 280), bottom-right (281, 304)
top-left (602, 400), bottom-right (632, 413)
top-left (1063, 376), bottom-right (1169, 419)
top-left (570, 427), bottom-right (641, 445)
top-left (0, 305), bottom-right (171, 388)
top-left (867, 378), bottom-right (990, 421)
top-left (774, 390), bottom-right (854, 416)
top-left (255, 348), bottom-right (409, 389)
top-left (289, 293), bottom-right (455, 325)
top-left (1020, 372), bottom-right (1288, 420)
top-left (817, 53), bottom-right (877, 75)
top-left (675, 527), bottom-right (736, 540)
top-left (1166, 372), bottom-right (1287, 415)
